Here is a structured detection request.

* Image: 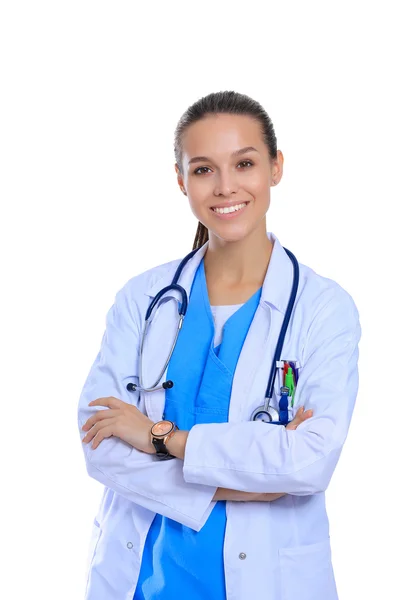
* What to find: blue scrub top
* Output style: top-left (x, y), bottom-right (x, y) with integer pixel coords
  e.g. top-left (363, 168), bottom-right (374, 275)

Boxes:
top-left (134, 258), bottom-right (262, 600)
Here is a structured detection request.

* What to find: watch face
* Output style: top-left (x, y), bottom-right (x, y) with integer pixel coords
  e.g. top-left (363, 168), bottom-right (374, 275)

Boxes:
top-left (152, 421), bottom-right (173, 436)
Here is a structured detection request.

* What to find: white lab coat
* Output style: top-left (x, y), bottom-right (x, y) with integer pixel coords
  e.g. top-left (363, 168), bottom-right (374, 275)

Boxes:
top-left (78, 231), bottom-right (361, 600)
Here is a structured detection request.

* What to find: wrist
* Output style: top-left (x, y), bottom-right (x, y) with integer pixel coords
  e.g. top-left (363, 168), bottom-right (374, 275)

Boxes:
top-left (165, 429), bottom-right (189, 460)
top-left (147, 423), bottom-right (156, 454)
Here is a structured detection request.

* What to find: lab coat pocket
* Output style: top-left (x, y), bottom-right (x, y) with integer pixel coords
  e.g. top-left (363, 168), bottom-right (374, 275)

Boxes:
top-left (279, 538), bottom-right (338, 600)
top-left (283, 360), bottom-right (302, 421)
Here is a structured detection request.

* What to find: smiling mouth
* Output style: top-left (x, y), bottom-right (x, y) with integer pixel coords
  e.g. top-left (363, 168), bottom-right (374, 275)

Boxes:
top-left (211, 201), bottom-right (249, 214)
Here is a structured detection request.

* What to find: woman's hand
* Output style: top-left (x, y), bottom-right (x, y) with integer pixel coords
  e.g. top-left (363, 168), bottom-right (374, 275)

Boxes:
top-left (81, 397), bottom-right (155, 453)
top-left (213, 405), bottom-right (313, 502)
top-left (286, 405), bottom-right (313, 430)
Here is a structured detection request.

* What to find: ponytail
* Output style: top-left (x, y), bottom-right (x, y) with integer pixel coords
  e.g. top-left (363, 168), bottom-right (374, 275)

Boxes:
top-left (192, 222), bottom-right (209, 250)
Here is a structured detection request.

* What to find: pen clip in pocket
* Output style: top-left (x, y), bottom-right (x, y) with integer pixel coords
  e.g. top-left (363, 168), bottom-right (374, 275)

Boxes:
top-left (276, 359), bottom-right (301, 414)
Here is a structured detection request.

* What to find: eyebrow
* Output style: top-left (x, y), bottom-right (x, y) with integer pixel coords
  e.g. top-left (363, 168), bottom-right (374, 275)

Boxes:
top-left (188, 146), bottom-right (259, 166)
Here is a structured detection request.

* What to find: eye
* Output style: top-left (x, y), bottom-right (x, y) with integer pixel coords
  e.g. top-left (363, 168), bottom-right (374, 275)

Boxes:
top-left (193, 166), bottom-right (211, 175)
top-left (193, 160), bottom-right (254, 175)
top-left (237, 160), bottom-right (254, 168)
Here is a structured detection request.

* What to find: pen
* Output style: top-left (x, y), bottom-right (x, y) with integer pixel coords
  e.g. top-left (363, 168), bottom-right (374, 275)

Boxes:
top-left (283, 361), bottom-right (289, 384)
top-left (288, 361), bottom-right (297, 385)
top-left (284, 367), bottom-right (296, 406)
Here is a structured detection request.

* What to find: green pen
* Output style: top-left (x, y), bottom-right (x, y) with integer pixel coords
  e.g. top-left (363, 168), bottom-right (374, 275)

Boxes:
top-left (284, 367), bottom-right (296, 407)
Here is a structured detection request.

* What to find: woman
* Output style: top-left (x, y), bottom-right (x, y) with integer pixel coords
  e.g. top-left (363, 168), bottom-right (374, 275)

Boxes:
top-left (78, 90), bottom-right (361, 600)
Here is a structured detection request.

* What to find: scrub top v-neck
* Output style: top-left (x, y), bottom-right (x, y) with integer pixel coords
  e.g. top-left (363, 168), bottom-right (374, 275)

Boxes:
top-left (211, 303), bottom-right (244, 348)
top-left (133, 258), bottom-right (262, 600)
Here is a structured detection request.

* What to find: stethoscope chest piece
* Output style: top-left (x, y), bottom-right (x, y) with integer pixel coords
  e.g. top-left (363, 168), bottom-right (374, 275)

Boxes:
top-left (250, 404), bottom-right (280, 423)
top-left (250, 385), bottom-right (292, 425)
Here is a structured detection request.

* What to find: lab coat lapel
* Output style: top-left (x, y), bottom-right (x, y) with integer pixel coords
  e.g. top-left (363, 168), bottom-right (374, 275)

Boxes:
top-left (228, 232), bottom-right (296, 423)
top-left (141, 243), bottom-right (209, 422)
top-left (228, 302), bottom-right (274, 422)
top-left (140, 231), bottom-right (294, 424)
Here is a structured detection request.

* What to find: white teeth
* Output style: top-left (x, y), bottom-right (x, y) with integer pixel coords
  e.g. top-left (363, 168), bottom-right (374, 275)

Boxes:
top-left (212, 202), bottom-right (247, 214)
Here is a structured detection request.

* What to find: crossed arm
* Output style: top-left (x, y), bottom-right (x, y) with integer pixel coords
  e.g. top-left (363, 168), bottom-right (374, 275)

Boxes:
top-left (79, 283), bottom-right (360, 528)
top-left (81, 399), bottom-right (312, 503)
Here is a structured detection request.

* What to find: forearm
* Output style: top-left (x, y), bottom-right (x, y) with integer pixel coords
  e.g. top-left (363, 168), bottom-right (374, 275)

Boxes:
top-left (182, 420), bottom-right (345, 495)
top-left (179, 309), bottom-right (361, 496)
top-left (79, 420), bottom-right (218, 531)
top-left (165, 431), bottom-right (285, 502)
top-left (213, 488), bottom-right (286, 502)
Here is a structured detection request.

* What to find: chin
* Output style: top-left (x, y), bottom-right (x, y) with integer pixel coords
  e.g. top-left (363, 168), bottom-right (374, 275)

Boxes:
top-left (208, 225), bottom-right (251, 244)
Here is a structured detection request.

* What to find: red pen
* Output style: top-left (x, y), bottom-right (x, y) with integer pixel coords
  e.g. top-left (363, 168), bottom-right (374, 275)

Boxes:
top-left (283, 361), bottom-right (289, 384)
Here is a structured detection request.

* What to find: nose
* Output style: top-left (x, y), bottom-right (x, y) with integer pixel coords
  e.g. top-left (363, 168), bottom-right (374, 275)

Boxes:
top-left (213, 167), bottom-right (239, 197)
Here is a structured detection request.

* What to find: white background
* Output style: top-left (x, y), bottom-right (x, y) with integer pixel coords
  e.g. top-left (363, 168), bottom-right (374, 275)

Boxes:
top-left (1, 1), bottom-right (398, 598)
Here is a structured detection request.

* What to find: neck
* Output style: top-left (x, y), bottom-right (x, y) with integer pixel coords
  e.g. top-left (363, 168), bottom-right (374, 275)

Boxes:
top-left (203, 223), bottom-right (274, 288)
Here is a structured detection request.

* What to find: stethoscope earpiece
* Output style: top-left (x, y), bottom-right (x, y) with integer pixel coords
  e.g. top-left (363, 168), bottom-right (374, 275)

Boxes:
top-left (126, 380), bottom-right (174, 393)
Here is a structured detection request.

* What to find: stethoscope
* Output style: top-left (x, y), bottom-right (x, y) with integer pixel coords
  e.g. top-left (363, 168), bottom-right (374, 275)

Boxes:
top-left (127, 245), bottom-right (299, 425)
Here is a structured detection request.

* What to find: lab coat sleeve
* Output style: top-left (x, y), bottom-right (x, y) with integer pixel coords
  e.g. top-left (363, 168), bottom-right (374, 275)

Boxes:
top-left (77, 283), bottom-right (217, 532)
top-left (182, 289), bottom-right (362, 495)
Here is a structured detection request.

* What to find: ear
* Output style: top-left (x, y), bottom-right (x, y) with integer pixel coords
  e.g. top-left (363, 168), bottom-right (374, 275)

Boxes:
top-left (175, 163), bottom-right (187, 195)
top-left (272, 150), bottom-right (284, 185)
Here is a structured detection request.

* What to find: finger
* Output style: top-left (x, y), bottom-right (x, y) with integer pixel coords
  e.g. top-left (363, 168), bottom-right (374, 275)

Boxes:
top-left (293, 406), bottom-right (305, 419)
top-left (91, 425), bottom-right (116, 450)
top-left (88, 396), bottom-right (121, 409)
top-left (82, 409), bottom-right (119, 431)
top-left (82, 417), bottom-right (118, 444)
top-left (293, 407), bottom-right (313, 422)
top-left (298, 409), bottom-right (313, 421)
top-left (287, 406), bottom-right (305, 427)
top-left (286, 407), bottom-right (313, 430)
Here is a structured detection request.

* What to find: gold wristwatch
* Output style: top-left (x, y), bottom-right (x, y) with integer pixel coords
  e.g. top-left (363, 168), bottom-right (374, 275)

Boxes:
top-left (150, 420), bottom-right (179, 460)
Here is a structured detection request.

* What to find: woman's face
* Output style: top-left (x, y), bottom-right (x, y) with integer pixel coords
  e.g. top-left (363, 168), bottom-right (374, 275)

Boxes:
top-left (176, 113), bottom-right (283, 243)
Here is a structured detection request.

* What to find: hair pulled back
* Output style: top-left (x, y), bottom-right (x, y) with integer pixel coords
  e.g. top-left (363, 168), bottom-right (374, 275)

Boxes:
top-left (174, 91), bottom-right (278, 250)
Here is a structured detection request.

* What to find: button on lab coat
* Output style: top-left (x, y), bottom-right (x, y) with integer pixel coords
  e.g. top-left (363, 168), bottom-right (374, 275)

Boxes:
top-left (78, 231), bottom-right (362, 600)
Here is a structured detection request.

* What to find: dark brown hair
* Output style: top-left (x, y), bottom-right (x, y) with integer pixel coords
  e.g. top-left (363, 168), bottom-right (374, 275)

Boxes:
top-left (174, 90), bottom-right (278, 250)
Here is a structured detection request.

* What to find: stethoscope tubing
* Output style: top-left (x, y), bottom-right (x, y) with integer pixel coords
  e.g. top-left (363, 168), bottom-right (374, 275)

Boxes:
top-left (264, 248), bottom-right (299, 399)
top-left (128, 245), bottom-right (299, 423)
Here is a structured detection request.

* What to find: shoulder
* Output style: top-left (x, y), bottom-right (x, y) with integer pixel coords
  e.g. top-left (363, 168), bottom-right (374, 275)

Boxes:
top-left (297, 260), bottom-right (361, 340)
top-left (125, 257), bottom-right (182, 295)
top-left (111, 256), bottom-right (184, 324)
